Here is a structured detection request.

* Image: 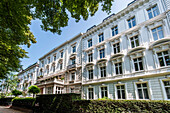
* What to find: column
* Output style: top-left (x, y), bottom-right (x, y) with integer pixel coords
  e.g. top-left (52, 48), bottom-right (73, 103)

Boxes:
top-left (43, 87), bottom-right (46, 94)
top-left (53, 84), bottom-right (56, 94)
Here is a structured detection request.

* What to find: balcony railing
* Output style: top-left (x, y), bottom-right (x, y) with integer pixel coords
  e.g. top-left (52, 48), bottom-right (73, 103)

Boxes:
top-left (67, 64), bottom-right (76, 70)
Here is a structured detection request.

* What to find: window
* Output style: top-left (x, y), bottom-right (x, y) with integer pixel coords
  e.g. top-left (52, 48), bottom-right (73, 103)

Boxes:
top-left (88, 53), bottom-right (93, 62)
top-left (116, 85), bottom-right (125, 99)
top-left (60, 63), bottom-right (63, 70)
top-left (101, 87), bottom-right (108, 98)
top-left (48, 57), bottom-right (50, 64)
top-left (54, 55), bottom-right (56, 61)
top-left (152, 26), bottom-right (164, 41)
top-left (88, 39), bottom-right (92, 47)
top-left (72, 46), bottom-right (76, 53)
top-left (137, 83), bottom-right (149, 99)
top-left (53, 65), bottom-right (55, 72)
top-left (112, 26), bottom-right (118, 36)
top-left (133, 57), bottom-right (143, 71)
top-left (99, 33), bottom-right (104, 43)
top-left (115, 62), bottom-right (122, 75)
top-left (88, 69), bottom-right (93, 80)
top-left (41, 61), bottom-right (44, 67)
top-left (113, 43), bottom-right (120, 54)
top-left (157, 51), bottom-right (170, 67)
top-left (56, 87), bottom-right (63, 94)
top-left (61, 52), bottom-right (63, 58)
top-left (164, 81), bottom-right (170, 99)
top-left (70, 88), bottom-right (74, 93)
top-left (72, 58), bottom-right (76, 64)
top-left (128, 17), bottom-right (136, 28)
top-left (71, 73), bottom-right (75, 81)
top-left (99, 49), bottom-right (105, 59)
top-left (147, 5), bottom-right (159, 19)
top-left (130, 35), bottom-right (139, 48)
top-left (100, 66), bottom-right (106, 78)
top-left (88, 88), bottom-right (94, 99)
top-left (47, 68), bottom-right (49, 74)
top-left (46, 87), bottom-right (53, 94)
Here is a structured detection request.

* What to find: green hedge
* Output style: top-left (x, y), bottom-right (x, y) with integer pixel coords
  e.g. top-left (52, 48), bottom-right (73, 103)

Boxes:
top-left (0, 97), bottom-right (13, 106)
top-left (34, 93), bottom-right (81, 113)
top-left (12, 97), bottom-right (35, 109)
top-left (72, 100), bottom-right (170, 113)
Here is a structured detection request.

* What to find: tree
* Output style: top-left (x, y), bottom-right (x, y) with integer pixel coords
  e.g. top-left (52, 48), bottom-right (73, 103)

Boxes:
top-left (2, 73), bottom-right (19, 96)
top-left (28, 85), bottom-right (40, 98)
top-left (0, 0), bottom-right (113, 78)
top-left (12, 89), bottom-right (22, 97)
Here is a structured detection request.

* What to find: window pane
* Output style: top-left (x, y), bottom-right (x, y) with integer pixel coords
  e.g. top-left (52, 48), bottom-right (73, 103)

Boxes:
top-left (165, 87), bottom-right (170, 99)
top-left (138, 89), bottom-right (143, 99)
top-left (159, 57), bottom-right (165, 67)
top-left (139, 62), bottom-right (143, 70)
top-left (158, 30), bottom-right (164, 39)
top-left (165, 56), bottom-right (170, 66)
top-left (118, 90), bottom-right (121, 99)
top-left (122, 90), bottom-right (125, 99)
top-left (134, 63), bottom-right (139, 71)
top-left (143, 89), bottom-right (149, 99)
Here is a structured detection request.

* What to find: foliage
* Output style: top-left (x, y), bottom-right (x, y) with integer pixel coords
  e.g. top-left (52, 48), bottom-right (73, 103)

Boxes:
top-left (0, 0), bottom-right (114, 78)
top-left (12, 89), bottom-right (22, 97)
top-left (72, 100), bottom-right (170, 113)
top-left (0, 97), bottom-right (13, 106)
top-left (34, 94), bottom-right (81, 113)
top-left (98, 97), bottom-right (112, 100)
top-left (12, 97), bottom-right (35, 109)
top-left (1, 73), bottom-right (19, 97)
top-left (28, 85), bottom-right (40, 98)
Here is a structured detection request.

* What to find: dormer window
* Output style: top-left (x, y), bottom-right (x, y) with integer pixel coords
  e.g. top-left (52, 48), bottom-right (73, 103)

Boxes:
top-left (61, 52), bottom-right (63, 58)
top-left (99, 49), bottom-right (105, 59)
top-left (72, 46), bottom-right (76, 53)
top-left (128, 17), bottom-right (136, 28)
top-left (99, 33), bottom-right (104, 43)
top-left (147, 5), bottom-right (159, 19)
top-left (151, 26), bottom-right (164, 41)
top-left (130, 35), bottom-right (139, 48)
top-left (88, 39), bottom-right (92, 47)
top-left (112, 26), bottom-right (118, 36)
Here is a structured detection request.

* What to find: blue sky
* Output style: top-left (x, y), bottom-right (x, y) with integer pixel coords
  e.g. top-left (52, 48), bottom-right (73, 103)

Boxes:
top-left (21, 0), bottom-right (133, 69)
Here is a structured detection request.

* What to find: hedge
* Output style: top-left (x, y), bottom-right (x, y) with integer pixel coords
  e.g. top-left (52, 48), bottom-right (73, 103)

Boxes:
top-left (34, 93), bottom-right (81, 113)
top-left (71, 100), bottom-right (170, 113)
top-left (0, 97), bottom-right (13, 106)
top-left (12, 97), bottom-right (36, 109)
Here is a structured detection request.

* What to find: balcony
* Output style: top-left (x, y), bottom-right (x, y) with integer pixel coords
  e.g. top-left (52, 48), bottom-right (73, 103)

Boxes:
top-left (67, 64), bottom-right (76, 70)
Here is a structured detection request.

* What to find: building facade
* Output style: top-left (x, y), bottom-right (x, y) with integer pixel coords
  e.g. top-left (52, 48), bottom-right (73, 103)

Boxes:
top-left (82, 0), bottom-right (170, 100)
top-left (1, 0), bottom-right (169, 100)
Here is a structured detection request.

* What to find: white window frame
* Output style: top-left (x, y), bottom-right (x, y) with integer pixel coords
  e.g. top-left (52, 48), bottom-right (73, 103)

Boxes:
top-left (99, 48), bottom-right (105, 59)
top-left (114, 62), bottom-right (123, 75)
top-left (160, 79), bottom-right (170, 100)
top-left (70, 72), bottom-right (76, 81)
top-left (88, 53), bottom-right (93, 62)
top-left (113, 42), bottom-right (120, 54)
top-left (59, 63), bottom-right (63, 70)
top-left (156, 50), bottom-right (170, 67)
top-left (133, 57), bottom-right (144, 72)
top-left (99, 85), bottom-right (109, 99)
top-left (134, 81), bottom-right (153, 100)
top-left (146, 4), bottom-right (160, 19)
top-left (127, 16), bottom-right (136, 28)
top-left (72, 45), bottom-right (76, 53)
top-left (100, 66), bottom-right (106, 78)
top-left (87, 87), bottom-right (95, 100)
top-left (151, 25), bottom-right (164, 41)
top-left (111, 25), bottom-right (118, 36)
top-left (98, 33), bottom-right (104, 43)
top-left (129, 35), bottom-right (140, 48)
top-left (114, 83), bottom-right (128, 100)
top-left (88, 39), bottom-right (92, 48)
top-left (56, 87), bottom-right (63, 94)
top-left (60, 51), bottom-right (63, 58)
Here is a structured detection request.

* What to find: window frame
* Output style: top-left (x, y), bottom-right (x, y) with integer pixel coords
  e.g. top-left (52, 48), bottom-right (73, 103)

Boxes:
top-left (112, 25), bottom-right (118, 36)
top-left (100, 66), bottom-right (106, 78)
top-left (88, 39), bottom-right (93, 48)
top-left (114, 84), bottom-right (128, 100)
top-left (151, 25), bottom-right (164, 41)
top-left (98, 33), bottom-right (104, 43)
top-left (87, 87), bottom-right (94, 100)
top-left (127, 16), bottom-right (136, 28)
top-left (99, 48), bottom-right (105, 59)
top-left (88, 53), bottom-right (93, 62)
top-left (146, 4), bottom-right (160, 19)
top-left (129, 35), bottom-right (140, 48)
top-left (100, 86), bottom-right (109, 98)
top-left (72, 45), bottom-right (76, 53)
top-left (133, 57), bottom-right (144, 72)
top-left (114, 62), bottom-right (123, 75)
top-left (160, 79), bottom-right (170, 100)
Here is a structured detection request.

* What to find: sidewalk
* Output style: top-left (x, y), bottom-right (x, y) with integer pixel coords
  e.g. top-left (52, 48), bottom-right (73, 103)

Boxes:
top-left (0, 106), bottom-right (28, 113)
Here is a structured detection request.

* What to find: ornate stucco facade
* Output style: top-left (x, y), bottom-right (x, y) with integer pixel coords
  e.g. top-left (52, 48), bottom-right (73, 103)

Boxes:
top-left (1, 0), bottom-right (169, 100)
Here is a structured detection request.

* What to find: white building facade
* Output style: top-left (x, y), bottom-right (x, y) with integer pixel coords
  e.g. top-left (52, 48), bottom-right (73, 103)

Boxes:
top-left (1, 0), bottom-right (169, 100)
top-left (82, 0), bottom-right (170, 100)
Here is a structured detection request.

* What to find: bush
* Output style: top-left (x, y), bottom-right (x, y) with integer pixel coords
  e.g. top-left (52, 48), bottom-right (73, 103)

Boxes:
top-left (0, 97), bottom-right (13, 106)
top-left (72, 100), bottom-right (170, 113)
top-left (12, 97), bottom-right (36, 109)
top-left (12, 89), bottom-right (22, 97)
top-left (34, 93), bottom-right (81, 113)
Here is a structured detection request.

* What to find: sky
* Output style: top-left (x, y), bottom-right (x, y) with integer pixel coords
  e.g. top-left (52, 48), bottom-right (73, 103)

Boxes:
top-left (21, 0), bottom-right (133, 69)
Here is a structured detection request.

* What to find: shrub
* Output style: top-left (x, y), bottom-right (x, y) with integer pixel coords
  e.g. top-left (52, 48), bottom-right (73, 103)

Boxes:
top-left (12, 89), bottom-right (22, 97)
top-left (12, 97), bottom-right (36, 109)
top-left (0, 97), bottom-right (13, 106)
top-left (72, 100), bottom-right (170, 113)
top-left (28, 85), bottom-right (40, 98)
